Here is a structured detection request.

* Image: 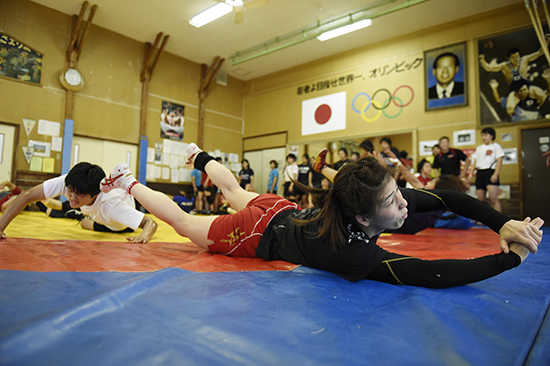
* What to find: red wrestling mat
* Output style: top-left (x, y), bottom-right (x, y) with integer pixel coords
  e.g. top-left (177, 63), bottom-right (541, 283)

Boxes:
top-left (0, 228), bottom-right (501, 273)
top-left (0, 238), bottom-right (297, 272)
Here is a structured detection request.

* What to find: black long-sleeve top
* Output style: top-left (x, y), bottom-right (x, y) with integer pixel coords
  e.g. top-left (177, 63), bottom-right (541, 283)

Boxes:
top-left (255, 188), bottom-right (512, 281)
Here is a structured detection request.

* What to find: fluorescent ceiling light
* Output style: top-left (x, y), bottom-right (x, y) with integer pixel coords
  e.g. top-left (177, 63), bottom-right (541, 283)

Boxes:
top-left (190, 2), bottom-right (233, 28)
top-left (317, 18), bottom-right (372, 41)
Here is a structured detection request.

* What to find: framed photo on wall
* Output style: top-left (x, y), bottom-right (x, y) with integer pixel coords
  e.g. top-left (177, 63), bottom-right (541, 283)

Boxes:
top-left (160, 101), bottom-right (184, 141)
top-left (477, 26), bottom-right (550, 126)
top-left (0, 32), bottom-right (43, 86)
top-left (425, 42), bottom-right (468, 111)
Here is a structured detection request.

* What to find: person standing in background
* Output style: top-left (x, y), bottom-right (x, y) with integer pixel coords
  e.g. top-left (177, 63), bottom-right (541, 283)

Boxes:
top-left (283, 154), bottom-right (298, 203)
top-left (469, 127), bottom-right (505, 212)
top-left (267, 160), bottom-right (279, 194)
top-left (238, 159), bottom-right (255, 192)
top-left (432, 136), bottom-right (470, 179)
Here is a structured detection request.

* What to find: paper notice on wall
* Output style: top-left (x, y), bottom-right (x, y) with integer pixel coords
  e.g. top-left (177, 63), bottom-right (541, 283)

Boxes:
top-left (30, 156), bottom-right (43, 172)
top-left (147, 147), bottom-right (155, 163)
top-left (229, 153), bottom-right (239, 163)
top-left (231, 163), bottom-right (241, 172)
top-left (503, 148), bottom-right (517, 165)
top-left (153, 165), bottom-right (162, 179)
top-left (179, 168), bottom-right (191, 182)
top-left (22, 118), bottom-right (36, 137)
top-left (162, 167), bottom-right (170, 180)
top-left (146, 164), bottom-right (155, 180)
top-left (163, 153), bottom-right (170, 166)
top-left (37, 120), bottom-right (60, 137)
top-left (51, 137), bottom-right (63, 152)
top-left (171, 169), bottom-right (179, 183)
top-left (42, 157), bottom-right (55, 173)
top-left (163, 139), bottom-right (173, 154)
top-left (170, 154), bottom-right (179, 169)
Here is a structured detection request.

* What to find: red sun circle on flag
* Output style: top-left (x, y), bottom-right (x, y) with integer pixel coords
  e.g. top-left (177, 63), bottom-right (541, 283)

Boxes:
top-left (314, 104), bottom-right (332, 125)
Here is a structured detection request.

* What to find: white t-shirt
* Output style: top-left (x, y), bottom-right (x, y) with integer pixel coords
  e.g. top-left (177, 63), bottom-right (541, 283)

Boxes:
top-left (42, 175), bottom-right (144, 231)
top-left (283, 163), bottom-right (299, 182)
top-left (473, 142), bottom-right (505, 170)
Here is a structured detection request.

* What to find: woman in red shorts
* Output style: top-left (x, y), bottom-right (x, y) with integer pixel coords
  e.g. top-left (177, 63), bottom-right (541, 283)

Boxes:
top-left (0, 181), bottom-right (22, 212)
top-left (100, 143), bottom-right (544, 288)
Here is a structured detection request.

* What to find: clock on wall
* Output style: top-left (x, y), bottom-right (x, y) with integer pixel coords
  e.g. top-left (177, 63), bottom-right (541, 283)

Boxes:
top-left (59, 67), bottom-right (84, 91)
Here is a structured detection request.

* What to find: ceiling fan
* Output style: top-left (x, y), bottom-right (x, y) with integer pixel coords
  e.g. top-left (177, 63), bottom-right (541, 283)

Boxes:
top-left (217, 0), bottom-right (269, 23)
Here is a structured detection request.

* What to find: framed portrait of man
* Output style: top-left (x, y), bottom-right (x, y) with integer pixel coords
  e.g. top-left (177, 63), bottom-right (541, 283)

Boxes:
top-left (477, 26), bottom-right (550, 126)
top-left (424, 42), bottom-right (468, 111)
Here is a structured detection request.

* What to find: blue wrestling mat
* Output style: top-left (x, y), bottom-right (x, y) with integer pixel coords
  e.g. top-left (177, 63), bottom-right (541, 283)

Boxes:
top-left (1, 229), bottom-right (549, 366)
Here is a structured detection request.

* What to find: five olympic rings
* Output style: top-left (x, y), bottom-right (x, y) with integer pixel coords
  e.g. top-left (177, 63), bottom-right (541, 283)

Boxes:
top-left (352, 85), bottom-right (414, 122)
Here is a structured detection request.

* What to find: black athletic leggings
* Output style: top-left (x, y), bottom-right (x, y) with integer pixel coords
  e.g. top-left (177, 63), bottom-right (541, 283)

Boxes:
top-left (365, 251), bottom-right (521, 289)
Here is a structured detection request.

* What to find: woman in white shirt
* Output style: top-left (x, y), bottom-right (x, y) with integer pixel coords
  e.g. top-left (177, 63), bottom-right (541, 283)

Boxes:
top-left (469, 127), bottom-right (505, 212)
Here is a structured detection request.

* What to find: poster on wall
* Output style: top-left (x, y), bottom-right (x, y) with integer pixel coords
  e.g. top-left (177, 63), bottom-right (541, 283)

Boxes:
top-left (424, 42), bottom-right (467, 111)
top-left (0, 32), bottom-right (43, 85)
top-left (160, 101), bottom-right (184, 141)
top-left (477, 26), bottom-right (550, 126)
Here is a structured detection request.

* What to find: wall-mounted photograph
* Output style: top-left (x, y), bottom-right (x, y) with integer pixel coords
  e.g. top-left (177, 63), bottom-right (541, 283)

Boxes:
top-left (477, 26), bottom-right (550, 126)
top-left (425, 42), bottom-right (467, 110)
top-left (160, 101), bottom-right (184, 141)
top-left (0, 32), bottom-right (43, 85)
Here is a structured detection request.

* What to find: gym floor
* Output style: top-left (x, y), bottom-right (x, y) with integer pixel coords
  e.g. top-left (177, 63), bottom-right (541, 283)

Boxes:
top-left (1, 212), bottom-right (549, 365)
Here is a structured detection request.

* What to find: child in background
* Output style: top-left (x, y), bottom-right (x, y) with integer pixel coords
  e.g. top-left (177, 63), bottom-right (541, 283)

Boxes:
top-left (267, 160), bottom-right (279, 194)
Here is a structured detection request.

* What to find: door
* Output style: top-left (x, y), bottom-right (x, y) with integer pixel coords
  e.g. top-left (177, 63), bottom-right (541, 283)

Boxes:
top-left (521, 127), bottom-right (550, 221)
top-left (72, 137), bottom-right (138, 174)
top-left (0, 124), bottom-right (16, 182)
top-left (244, 147), bottom-right (286, 194)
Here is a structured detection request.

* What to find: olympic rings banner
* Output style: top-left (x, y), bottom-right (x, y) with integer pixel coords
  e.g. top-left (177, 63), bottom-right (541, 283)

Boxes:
top-left (351, 85), bottom-right (415, 122)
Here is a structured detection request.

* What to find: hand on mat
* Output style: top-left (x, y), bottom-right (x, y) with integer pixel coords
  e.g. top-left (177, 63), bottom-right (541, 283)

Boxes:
top-left (499, 217), bottom-right (544, 254)
top-left (126, 233), bottom-right (150, 243)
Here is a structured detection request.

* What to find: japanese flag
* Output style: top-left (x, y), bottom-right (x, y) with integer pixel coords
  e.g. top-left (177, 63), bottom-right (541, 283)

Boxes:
top-left (302, 91), bottom-right (346, 136)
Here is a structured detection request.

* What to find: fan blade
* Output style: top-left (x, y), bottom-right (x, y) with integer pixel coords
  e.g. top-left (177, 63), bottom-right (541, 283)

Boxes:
top-left (244, 0), bottom-right (268, 9)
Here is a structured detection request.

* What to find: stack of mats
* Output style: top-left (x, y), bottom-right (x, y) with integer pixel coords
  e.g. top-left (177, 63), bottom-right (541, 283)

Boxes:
top-left (1, 212), bottom-right (549, 365)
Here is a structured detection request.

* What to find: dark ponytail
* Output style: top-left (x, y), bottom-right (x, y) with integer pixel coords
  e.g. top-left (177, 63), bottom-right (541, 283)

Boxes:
top-left (294, 157), bottom-right (391, 250)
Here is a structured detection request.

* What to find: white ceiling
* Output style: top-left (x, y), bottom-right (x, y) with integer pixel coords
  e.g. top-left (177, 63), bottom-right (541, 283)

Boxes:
top-left (30, 0), bottom-right (521, 81)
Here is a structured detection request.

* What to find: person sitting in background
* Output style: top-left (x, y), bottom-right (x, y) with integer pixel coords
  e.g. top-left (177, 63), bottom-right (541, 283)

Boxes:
top-left (379, 137), bottom-right (401, 166)
top-left (350, 151), bottom-right (361, 162)
top-left (333, 148), bottom-right (352, 170)
top-left (415, 159), bottom-right (434, 187)
top-left (359, 139), bottom-right (375, 158)
top-left (0, 181), bottom-right (22, 212)
top-left (267, 160), bottom-right (279, 194)
top-left (169, 188), bottom-right (194, 213)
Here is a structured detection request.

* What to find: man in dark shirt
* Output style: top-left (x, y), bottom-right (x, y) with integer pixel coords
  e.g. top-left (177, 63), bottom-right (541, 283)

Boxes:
top-left (432, 136), bottom-right (470, 178)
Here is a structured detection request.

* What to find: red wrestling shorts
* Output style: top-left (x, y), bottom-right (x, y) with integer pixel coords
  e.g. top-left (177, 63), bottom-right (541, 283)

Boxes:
top-left (0, 187), bottom-right (21, 212)
top-left (207, 194), bottom-right (300, 257)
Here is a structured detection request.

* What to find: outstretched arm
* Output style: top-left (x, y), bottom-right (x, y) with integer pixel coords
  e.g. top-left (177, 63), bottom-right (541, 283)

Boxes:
top-left (479, 54), bottom-right (505, 73)
top-left (127, 216), bottom-right (158, 243)
top-left (0, 184), bottom-right (46, 239)
top-left (409, 188), bottom-right (543, 254)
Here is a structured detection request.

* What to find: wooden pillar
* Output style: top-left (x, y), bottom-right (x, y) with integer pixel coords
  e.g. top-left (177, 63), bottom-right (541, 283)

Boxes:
top-left (138, 33), bottom-right (169, 178)
top-left (197, 57), bottom-right (224, 148)
top-left (62, 2), bottom-right (97, 122)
